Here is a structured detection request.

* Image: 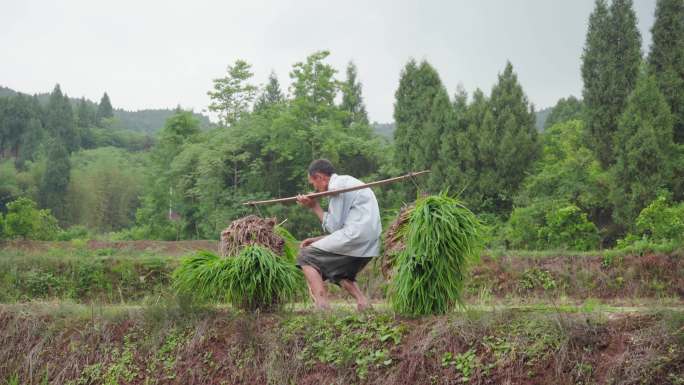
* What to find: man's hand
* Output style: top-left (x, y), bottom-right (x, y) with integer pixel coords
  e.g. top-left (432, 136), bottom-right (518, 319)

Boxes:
top-left (297, 194), bottom-right (325, 221)
top-left (296, 194), bottom-right (319, 209)
top-left (300, 236), bottom-right (324, 248)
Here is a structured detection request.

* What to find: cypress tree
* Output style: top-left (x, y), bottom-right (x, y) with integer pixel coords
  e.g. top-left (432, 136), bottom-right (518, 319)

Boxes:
top-left (254, 71), bottom-right (284, 112)
top-left (39, 138), bottom-right (71, 220)
top-left (45, 84), bottom-right (79, 152)
top-left (433, 86), bottom-right (469, 193)
top-left (648, 0), bottom-right (684, 143)
top-left (340, 61), bottom-right (369, 127)
top-left (611, 71), bottom-right (674, 229)
top-left (482, 61), bottom-right (540, 215)
top-left (96, 92), bottom-right (114, 125)
top-left (393, 59), bottom-right (450, 174)
top-left (582, 0), bottom-right (641, 168)
top-left (77, 97), bottom-right (96, 128)
top-left (582, 0), bottom-right (614, 168)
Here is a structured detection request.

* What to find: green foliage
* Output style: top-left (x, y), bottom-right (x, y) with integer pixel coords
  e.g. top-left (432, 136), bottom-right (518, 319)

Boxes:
top-left (96, 92), bottom-right (114, 126)
top-left (582, 0), bottom-right (642, 168)
top-left (64, 147), bottom-right (146, 232)
top-left (393, 59), bottom-right (450, 188)
top-left (38, 139), bottom-right (71, 220)
top-left (340, 61), bottom-right (369, 127)
top-left (649, 0), bottom-right (684, 143)
top-left (3, 197), bottom-right (60, 240)
top-left (540, 205), bottom-right (600, 251)
top-left (208, 59), bottom-right (257, 126)
top-left (633, 194), bottom-right (684, 242)
top-left (611, 71), bottom-right (675, 229)
top-left (45, 84), bottom-right (80, 152)
top-left (544, 96), bottom-right (584, 130)
top-left (442, 348), bottom-right (478, 381)
top-left (173, 246), bottom-right (304, 311)
top-left (434, 63), bottom-right (540, 216)
top-left (253, 71), bottom-right (284, 113)
top-left (282, 313), bottom-right (403, 380)
top-left (506, 202), bottom-right (599, 251)
top-left (390, 193), bottom-right (484, 315)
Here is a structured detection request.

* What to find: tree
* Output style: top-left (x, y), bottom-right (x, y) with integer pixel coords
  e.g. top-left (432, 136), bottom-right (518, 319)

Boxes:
top-left (544, 96), bottom-right (584, 130)
top-left (648, 0), bottom-right (684, 143)
top-left (480, 61), bottom-right (540, 214)
top-left (393, 60), bottom-right (451, 177)
top-left (340, 61), bottom-right (369, 127)
top-left (96, 92), bottom-right (114, 125)
top-left (77, 97), bottom-right (96, 128)
top-left (208, 59), bottom-right (257, 126)
top-left (611, 71), bottom-right (674, 230)
top-left (289, 50), bottom-right (339, 124)
top-left (45, 84), bottom-right (79, 152)
top-left (254, 71), bottom-right (284, 112)
top-left (39, 138), bottom-right (71, 221)
top-left (582, 0), bottom-right (641, 168)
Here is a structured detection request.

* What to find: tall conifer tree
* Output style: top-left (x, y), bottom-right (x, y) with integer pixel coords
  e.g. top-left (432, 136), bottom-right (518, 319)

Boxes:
top-left (611, 72), bottom-right (674, 229)
top-left (39, 138), bottom-right (71, 220)
top-left (96, 92), bottom-right (114, 125)
top-left (46, 84), bottom-right (79, 152)
top-left (393, 60), bottom-right (451, 175)
top-left (254, 71), bottom-right (284, 112)
top-left (649, 0), bottom-right (684, 143)
top-left (582, 0), bottom-right (642, 168)
top-left (340, 61), bottom-right (369, 127)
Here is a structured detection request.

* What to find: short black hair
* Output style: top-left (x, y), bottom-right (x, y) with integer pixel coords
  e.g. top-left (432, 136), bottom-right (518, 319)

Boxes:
top-left (308, 159), bottom-right (336, 176)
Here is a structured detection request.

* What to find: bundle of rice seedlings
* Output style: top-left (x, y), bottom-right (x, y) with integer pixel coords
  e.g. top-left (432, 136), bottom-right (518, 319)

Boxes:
top-left (225, 245), bottom-right (304, 310)
top-left (173, 246), bottom-right (304, 311)
top-left (172, 250), bottom-right (231, 302)
top-left (219, 215), bottom-right (285, 257)
top-left (388, 193), bottom-right (484, 316)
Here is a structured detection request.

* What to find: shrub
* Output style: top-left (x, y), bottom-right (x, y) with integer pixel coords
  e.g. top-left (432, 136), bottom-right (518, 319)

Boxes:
top-left (506, 201), bottom-right (599, 251)
top-left (634, 194), bottom-right (684, 242)
top-left (4, 197), bottom-right (60, 240)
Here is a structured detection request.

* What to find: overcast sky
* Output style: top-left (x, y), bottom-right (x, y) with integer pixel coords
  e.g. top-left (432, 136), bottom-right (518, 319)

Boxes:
top-left (1, 0), bottom-right (656, 123)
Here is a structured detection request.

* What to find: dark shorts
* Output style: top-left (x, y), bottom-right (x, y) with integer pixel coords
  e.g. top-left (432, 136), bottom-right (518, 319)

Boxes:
top-left (296, 246), bottom-right (372, 285)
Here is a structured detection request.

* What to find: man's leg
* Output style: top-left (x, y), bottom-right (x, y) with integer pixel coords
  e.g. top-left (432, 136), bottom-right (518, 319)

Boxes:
top-left (339, 279), bottom-right (371, 311)
top-left (301, 265), bottom-right (330, 310)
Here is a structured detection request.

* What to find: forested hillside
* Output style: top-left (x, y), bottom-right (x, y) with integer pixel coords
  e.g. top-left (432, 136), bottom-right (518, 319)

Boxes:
top-left (0, 0), bottom-right (682, 254)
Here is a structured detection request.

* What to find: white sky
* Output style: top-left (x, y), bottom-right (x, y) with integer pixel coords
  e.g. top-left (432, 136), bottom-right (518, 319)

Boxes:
top-left (1, 0), bottom-right (656, 123)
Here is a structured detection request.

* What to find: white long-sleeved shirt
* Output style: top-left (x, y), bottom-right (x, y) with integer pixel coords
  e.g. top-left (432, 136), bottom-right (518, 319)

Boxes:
top-left (311, 174), bottom-right (381, 257)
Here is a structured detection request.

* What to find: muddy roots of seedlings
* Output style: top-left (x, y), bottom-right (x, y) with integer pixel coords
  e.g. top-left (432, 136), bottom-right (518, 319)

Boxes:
top-left (219, 215), bottom-right (286, 257)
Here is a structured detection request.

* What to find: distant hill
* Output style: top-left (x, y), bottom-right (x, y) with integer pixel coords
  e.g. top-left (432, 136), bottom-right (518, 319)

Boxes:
top-left (113, 108), bottom-right (212, 134)
top-left (373, 122), bottom-right (395, 139)
top-left (535, 107), bottom-right (552, 132)
top-left (0, 85), bottom-right (213, 134)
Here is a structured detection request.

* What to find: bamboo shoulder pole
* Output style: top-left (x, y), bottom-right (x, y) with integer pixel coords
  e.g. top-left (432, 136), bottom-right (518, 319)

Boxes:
top-left (242, 170), bottom-right (430, 206)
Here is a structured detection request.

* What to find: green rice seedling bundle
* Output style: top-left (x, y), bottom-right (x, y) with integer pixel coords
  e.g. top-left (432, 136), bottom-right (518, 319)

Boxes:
top-left (174, 215), bottom-right (303, 311)
top-left (388, 193), bottom-right (483, 315)
top-left (173, 245), bottom-right (304, 310)
top-left (225, 244), bottom-right (304, 310)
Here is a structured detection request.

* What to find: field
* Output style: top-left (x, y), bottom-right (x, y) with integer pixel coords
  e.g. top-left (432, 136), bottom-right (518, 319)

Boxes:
top-left (0, 241), bottom-right (682, 384)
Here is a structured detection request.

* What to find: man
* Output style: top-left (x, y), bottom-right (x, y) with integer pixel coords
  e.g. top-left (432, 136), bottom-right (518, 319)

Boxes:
top-left (295, 159), bottom-right (381, 311)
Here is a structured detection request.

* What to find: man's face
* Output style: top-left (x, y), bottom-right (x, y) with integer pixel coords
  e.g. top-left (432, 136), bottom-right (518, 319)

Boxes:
top-left (308, 172), bottom-right (329, 192)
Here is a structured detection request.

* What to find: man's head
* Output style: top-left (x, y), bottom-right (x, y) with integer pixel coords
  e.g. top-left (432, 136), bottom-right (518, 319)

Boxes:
top-left (307, 159), bottom-right (335, 192)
